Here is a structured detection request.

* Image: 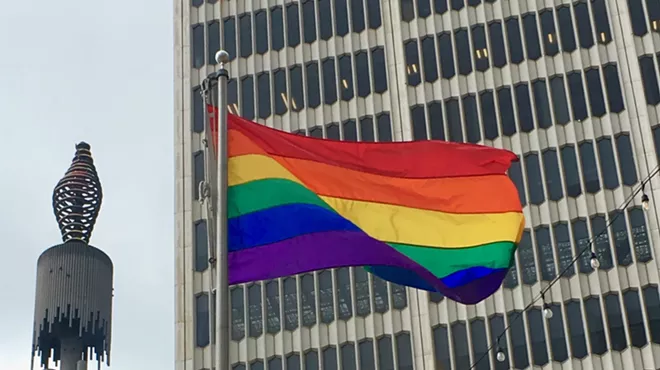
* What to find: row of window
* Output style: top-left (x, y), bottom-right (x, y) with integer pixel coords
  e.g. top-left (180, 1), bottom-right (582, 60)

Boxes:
top-left (639, 53), bottom-right (660, 106)
top-left (192, 50), bottom-right (388, 128)
top-left (192, 0), bottom-right (382, 68)
top-left (402, 0), bottom-right (612, 58)
top-left (434, 287), bottom-right (660, 369)
top-left (291, 113), bottom-right (394, 142)
top-left (195, 267), bottom-right (407, 345)
top-left (191, 0), bottom-right (216, 6)
top-left (507, 137), bottom-right (637, 206)
top-left (401, 0), bottom-right (496, 19)
top-left (627, 0), bottom-right (660, 36)
top-left (227, 333), bottom-right (413, 370)
top-left (410, 65), bottom-right (625, 145)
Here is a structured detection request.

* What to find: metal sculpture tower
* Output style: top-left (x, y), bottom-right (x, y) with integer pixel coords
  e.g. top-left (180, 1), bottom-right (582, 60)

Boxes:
top-left (31, 142), bottom-right (114, 370)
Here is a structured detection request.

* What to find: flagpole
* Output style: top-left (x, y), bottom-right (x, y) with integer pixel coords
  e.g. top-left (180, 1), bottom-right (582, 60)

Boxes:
top-left (214, 49), bottom-right (230, 370)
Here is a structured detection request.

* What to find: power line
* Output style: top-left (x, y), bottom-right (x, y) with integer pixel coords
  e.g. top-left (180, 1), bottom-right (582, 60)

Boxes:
top-left (469, 164), bottom-right (660, 369)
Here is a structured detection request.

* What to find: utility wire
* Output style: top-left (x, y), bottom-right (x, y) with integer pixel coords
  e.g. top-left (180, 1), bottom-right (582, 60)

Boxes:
top-left (469, 164), bottom-right (660, 369)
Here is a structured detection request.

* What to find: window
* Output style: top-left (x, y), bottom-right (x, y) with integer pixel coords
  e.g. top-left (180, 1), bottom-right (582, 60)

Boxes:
top-left (574, 1), bottom-right (594, 48)
top-left (451, 0), bottom-right (464, 11)
top-left (266, 281), bottom-right (280, 333)
top-left (421, 36), bottom-right (438, 82)
top-left (304, 350), bottom-right (319, 370)
top-left (455, 29), bottom-right (473, 75)
top-left (355, 268), bottom-right (371, 316)
top-left (639, 56), bottom-right (660, 105)
top-left (194, 220), bottom-right (208, 272)
top-left (323, 347), bottom-right (337, 369)
top-left (524, 152), bottom-right (545, 205)
top-left (377, 113), bottom-right (392, 142)
top-left (343, 119), bottom-right (358, 141)
top-left (585, 68), bottom-right (606, 116)
top-left (231, 286), bottom-right (245, 340)
top-left (497, 87), bottom-right (517, 136)
top-left (306, 62), bottom-right (321, 108)
top-left (438, 32), bottom-right (456, 79)
top-left (319, 0), bottom-right (333, 40)
top-left (193, 151), bottom-right (204, 200)
top-left (335, 0), bottom-right (349, 36)
top-left (489, 21), bottom-right (507, 67)
top-left (472, 24), bottom-right (489, 71)
top-left (356, 51), bottom-right (371, 97)
top-left (360, 116), bottom-right (375, 142)
top-left (591, 214), bottom-right (614, 269)
top-left (451, 322), bottom-right (470, 369)
top-left (208, 21), bottom-right (220, 65)
top-left (340, 343), bottom-right (356, 369)
top-left (629, 208), bottom-right (652, 262)
top-left (515, 83), bottom-right (534, 132)
top-left (522, 13), bottom-right (541, 60)
top-left (505, 17), bottom-right (524, 64)
top-left (565, 300), bottom-right (588, 358)
top-left (534, 225), bottom-right (556, 281)
top-left (427, 102), bottom-right (444, 140)
top-left (548, 305), bottom-right (568, 362)
top-left (405, 40), bottom-right (421, 86)
top-left (192, 24), bottom-right (205, 68)
top-left (610, 210), bottom-right (632, 266)
top-left (192, 0), bottom-right (203, 6)
top-left (192, 86), bottom-right (204, 132)
top-left (603, 64), bottom-right (625, 113)
top-left (196, 294), bottom-right (210, 347)
top-left (417, 0), bottom-right (431, 18)
top-left (351, 0), bottom-right (366, 33)
top-left (508, 159), bottom-right (526, 206)
top-left (615, 134), bottom-right (637, 186)
top-left (643, 286), bottom-right (660, 344)
top-left (322, 58), bottom-right (338, 104)
top-left (240, 76), bottom-right (254, 120)
top-left (336, 268), bottom-right (352, 319)
top-left (339, 54), bottom-right (354, 101)
top-left (254, 10), bottom-right (268, 54)
top-left (289, 65), bottom-right (304, 112)
top-left (273, 69), bottom-right (288, 115)
top-left (509, 311), bottom-right (529, 368)
top-left (372, 274), bottom-right (389, 313)
top-left (604, 294), bottom-right (627, 351)
top-left (579, 141), bottom-right (600, 193)
top-left (257, 72), bottom-right (271, 119)
top-left (480, 90), bottom-right (498, 140)
top-left (300, 274), bottom-right (316, 327)
top-left (624, 290), bottom-right (648, 347)
top-left (433, 325), bottom-right (451, 369)
top-left (239, 14), bottom-right (252, 58)
top-left (557, 6), bottom-right (576, 52)
top-left (271, 7), bottom-right (284, 51)
top-left (445, 98), bottom-right (463, 142)
top-left (561, 145), bottom-right (581, 197)
top-left (224, 17), bottom-right (236, 60)
top-left (489, 315), bottom-right (509, 370)
top-left (596, 137), bottom-right (619, 189)
top-left (248, 284), bottom-right (263, 337)
top-left (302, 0), bottom-right (317, 43)
top-left (430, 291), bottom-right (445, 303)
top-left (567, 71), bottom-right (588, 120)
top-left (549, 75), bottom-right (570, 125)
top-left (628, 0), bottom-right (648, 36)
top-left (592, 0), bottom-right (612, 43)
top-left (470, 319), bottom-right (490, 370)
top-left (434, 0), bottom-right (448, 14)
top-left (462, 94), bottom-right (481, 143)
top-left (527, 308), bottom-right (549, 366)
top-left (268, 357), bottom-right (282, 370)
top-left (283, 277), bottom-right (298, 330)
top-left (647, 0), bottom-right (660, 33)
top-left (542, 149), bottom-right (563, 200)
top-left (378, 336), bottom-right (394, 370)
top-left (359, 340), bottom-right (375, 370)
top-left (411, 105), bottom-right (427, 140)
top-left (228, 78), bottom-right (238, 114)
top-left (286, 3), bottom-right (301, 47)
top-left (572, 218), bottom-right (593, 273)
top-left (372, 47), bottom-right (388, 93)
top-left (250, 360), bottom-right (264, 370)
top-left (585, 296), bottom-right (607, 354)
top-left (392, 284), bottom-right (407, 309)
top-left (532, 79), bottom-right (552, 129)
top-left (367, 0), bottom-right (382, 29)
top-left (287, 354), bottom-right (301, 370)
top-left (540, 9), bottom-right (559, 56)
top-left (319, 271), bottom-right (334, 324)
top-left (519, 230), bottom-right (537, 284)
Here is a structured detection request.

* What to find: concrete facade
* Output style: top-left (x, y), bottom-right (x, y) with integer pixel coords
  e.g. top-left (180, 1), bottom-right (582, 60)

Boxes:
top-left (175, 0), bottom-right (660, 369)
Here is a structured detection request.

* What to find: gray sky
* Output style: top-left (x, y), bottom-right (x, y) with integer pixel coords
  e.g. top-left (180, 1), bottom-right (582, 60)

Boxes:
top-left (0, 1), bottom-right (173, 368)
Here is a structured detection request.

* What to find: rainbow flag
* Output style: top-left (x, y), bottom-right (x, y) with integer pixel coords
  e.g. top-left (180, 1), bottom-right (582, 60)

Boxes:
top-left (222, 114), bottom-right (524, 304)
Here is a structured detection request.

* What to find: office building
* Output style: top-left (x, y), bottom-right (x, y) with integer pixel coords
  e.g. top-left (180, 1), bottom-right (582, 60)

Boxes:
top-left (174, 0), bottom-right (660, 368)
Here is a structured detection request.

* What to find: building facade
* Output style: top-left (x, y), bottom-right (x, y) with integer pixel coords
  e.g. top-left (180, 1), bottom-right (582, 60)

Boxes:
top-left (174, 0), bottom-right (660, 369)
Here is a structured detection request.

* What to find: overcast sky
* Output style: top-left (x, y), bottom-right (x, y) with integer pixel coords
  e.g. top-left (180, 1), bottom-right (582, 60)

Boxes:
top-left (0, 1), bottom-right (173, 369)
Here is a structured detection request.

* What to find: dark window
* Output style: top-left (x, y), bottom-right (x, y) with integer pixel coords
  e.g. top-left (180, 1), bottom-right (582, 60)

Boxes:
top-left (257, 72), bottom-right (271, 119)
top-left (604, 294), bottom-right (627, 351)
top-left (192, 24), bottom-right (205, 68)
top-left (433, 325), bottom-right (452, 369)
top-left (624, 290), bottom-right (648, 347)
top-left (405, 40), bottom-right (421, 86)
top-left (468, 0), bottom-right (481, 6)
top-left (480, 90), bottom-right (499, 139)
top-left (359, 340), bottom-right (375, 370)
top-left (628, 0), bottom-right (648, 36)
top-left (549, 75), bottom-right (570, 125)
top-left (248, 284), bottom-right (263, 337)
top-left (534, 225), bottom-right (556, 281)
top-left (553, 222), bottom-right (575, 276)
top-left (561, 145), bottom-right (581, 197)
top-left (640, 56), bottom-right (660, 105)
top-left (505, 17), bottom-right (524, 64)
top-left (341, 343), bottom-right (356, 369)
top-left (489, 21), bottom-right (507, 67)
top-left (630, 208), bottom-right (652, 262)
top-left (503, 261), bottom-right (519, 289)
top-left (508, 159), bottom-right (527, 206)
top-left (615, 134), bottom-right (637, 186)
top-left (462, 94), bottom-right (481, 143)
top-left (322, 58), bottom-right (338, 104)
top-left (497, 87), bottom-right (517, 136)
top-left (647, 0), bottom-right (660, 31)
top-left (266, 281), bottom-right (280, 333)
top-left (250, 360), bottom-right (264, 370)
top-left (574, 1), bottom-right (594, 48)
top-left (532, 79), bottom-right (552, 129)
top-left (271, 7), bottom-right (284, 51)
top-left (643, 286), bottom-right (660, 344)
top-left (522, 13), bottom-right (542, 60)
top-left (378, 336), bottom-right (394, 370)
top-left (343, 120), bottom-right (358, 141)
top-left (451, 0), bottom-right (464, 11)
top-left (572, 218), bottom-right (593, 273)
top-left (351, 0), bottom-right (366, 33)
top-left (470, 319), bottom-right (490, 370)
top-left (524, 152), bottom-right (545, 205)
top-left (372, 47), bottom-right (388, 93)
top-left (519, 230), bottom-right (537, 284)
top-left (355, 268), bottom-right (371, 316)
top-left (539, 10), bottom-right (559, 56)
top-left (372, 274), bottom-right (389, 313)
top-left (306, 62), bottom-right (321, 108)
top-left (392, 284), bottom-right (407, 309)
top-left (411, 105), bottom-right (427, 140)
top-left (286, 4), bottom-right (301, 47)
top-left (509, 311), bottom-right (530, 368)
top-left (417, 0), bottom-right (431, 18)
top-left (356, 51), bottom-right (371, 97)
top-left (254, 10), bottom-right (268, 54)
top-left (287, 354), bottom-right (300, 370)
top-left (401, 0), bottom-right (414, 21)
top-left (430, 291), bottom-right (445, 303)
top-left (603, 63), bottom-right (625, 112)
top-left (557, 6), bottom-right (576, 52)
top-left (567, 71), bottom-right (588, 120)
top-left (434, 0), bottom-right (448, 14)
top-left (377, 113), bottom-right (393, 142)
top-left (300, 274), bottom-right (316, 327)
top-left (489, 315), bottom-right (510, 370)
top-left (319, 0), bottom-right (333, 40)
top-left (223, 17), bottom-right (236, 60)
top-left (323, 347), bottom-right (337, 369)
top-left (421, 36), bottom-right (438, 82)
top-left (228, 78), bottom-right (238, 115)
top-left (428, 101), bottom-right (445, 140)
top-left (360, 116), bottom-right (375, 142)
top-left (527, 309), bottom-right (549, 366)
top-left (438, 32), bottom-right (456, 79)
top-left (591, 214), bottom-right (614, 269)
top-left (542, 148), bottom-right (563, 201)
top-left (455, 29), bottom-right (473, 75)
top-left (269, 357), bottom-right (282, 370)
top-left (240, 76), bottom-right (254, 120)
top-left (610, 210), bottom-right (632, 266)
top-left (319, 271), bottom-right (334, 324)
top-left (239, 14), bottom-right (252, 58)
top-left (335, 0), bottom-right (349, 36)
top-left (273, 69), bottom-right (288, 115)
top-left (339, 54), bottom-right (354, 101)
top-left (585, 296), bottom-right (607, 354)
top-left (597, 136), bottom-right (619, 189)
top-left (579, 141), bottom-right (600, 193)
top-left (592, 0), bottom-right (612, 43)
top-left (565, 300), bottom-right (588, 358)
top-left (304, 350), bottom-right (319, 370)
top-left (192, 86), bottom-right (204, 133)
top-left (193, 151), bottom-right (204, 200)
top-left (231, 286), bottom-right (245, 340)
top-left (208, 21), bottom-right (220, 65)
top-left (585, 68), bottom-right (606, 116)
top-left (196, 294), bottom-right (210, 347)
top-left (283, 277), bottom-right (298, 330)
top-left (302, 0), bottom-right (317, 43)
top-left (367, 0), bottom-right (382, 29)
top-left (472, 24), bottom-right (489, 71)
top-left (192, 0), bottom-right (203, 6)
top-left (445, 98), bottom-right (463, 142)
top-left (194, 220), bottom-right (208, 272)
top-left (336, 268), bottom-right (352, 319)
top-left (515, 83), bottom-right (535, 132)
top-left (451, 322), bottom-right (470, 369)
top-left (289, 65), bottom-right (304, 112)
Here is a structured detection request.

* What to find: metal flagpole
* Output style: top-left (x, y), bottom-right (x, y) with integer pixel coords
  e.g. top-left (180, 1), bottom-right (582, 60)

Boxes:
top-left (214, 49), bottom-right (230, 370)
